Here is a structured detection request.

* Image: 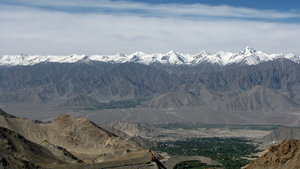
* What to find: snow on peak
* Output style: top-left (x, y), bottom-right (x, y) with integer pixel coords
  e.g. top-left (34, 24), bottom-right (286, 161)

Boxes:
top-left (132, 51), bottom-right (146, 57)
top-left (1, 47), bottom-right (299, 67)
top-left (245, 46), bottom-right (256, 53)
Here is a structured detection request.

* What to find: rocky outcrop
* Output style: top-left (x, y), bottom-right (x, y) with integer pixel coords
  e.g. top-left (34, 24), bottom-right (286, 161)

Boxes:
top-left (245, 139), bottom-right (300, 169)
top-left (0, 109), bottom-right (164, 168)
top-left (47, 114), bottom-right (145, 155)
top-left (0, 109), bottom-right (145, 158)
top-left (0, 127), bottom-right (82, 168)
top-left (0, 154), bottom-right (41, 169)
top-left (40, 140), bottom-right (84, 163)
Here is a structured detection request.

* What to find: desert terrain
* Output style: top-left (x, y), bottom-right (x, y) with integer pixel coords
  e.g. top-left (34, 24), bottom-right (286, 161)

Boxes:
top-left (2, 106), bottom-right (300, 168)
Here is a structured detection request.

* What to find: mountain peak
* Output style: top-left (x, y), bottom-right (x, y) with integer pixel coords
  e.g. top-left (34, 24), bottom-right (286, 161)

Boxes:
top-left (132, 51), bottom-right (146, 56)
top-left (167, 50), bottom-right (177, 54)
top-left (245, 46), bottom-right (256, 53)
top-left (1, 47), bottom-right (299, 67)
top-left (116, 53), bottom-right (126, 57)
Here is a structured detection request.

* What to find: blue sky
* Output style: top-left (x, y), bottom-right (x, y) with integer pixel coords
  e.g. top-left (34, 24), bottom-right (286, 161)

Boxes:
top-left (123, 0), bottom-right (299, 11)
top-left (0, 0), bottom-right (300, 56)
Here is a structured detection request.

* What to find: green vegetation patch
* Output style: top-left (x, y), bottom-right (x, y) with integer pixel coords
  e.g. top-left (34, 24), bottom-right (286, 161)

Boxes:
top-left (152, 137), bottom-right (260, 169)
top-left (86, 98), bottom-right (149, 110)
top-left (174, 160), bottom-right (217, 169)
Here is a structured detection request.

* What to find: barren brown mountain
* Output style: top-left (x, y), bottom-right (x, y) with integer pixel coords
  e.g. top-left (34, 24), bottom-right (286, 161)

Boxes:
top-left (0, 109), bottom-right (165, 168)
top-left (0, 127), bottom-right (82, 168)
top-left (245, 139), bottom-right (300, 169)
top-left (0, 109), bottom-right (145, 159)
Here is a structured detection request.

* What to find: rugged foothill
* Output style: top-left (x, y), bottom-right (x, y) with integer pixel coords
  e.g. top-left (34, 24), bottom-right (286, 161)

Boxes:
top-left (0, 109), bottom-right (164, 169)
top-left (245, 139), bottom-right (300, 169)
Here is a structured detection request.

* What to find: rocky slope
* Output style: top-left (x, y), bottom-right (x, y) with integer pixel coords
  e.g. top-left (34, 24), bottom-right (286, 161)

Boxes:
top-left (102, 124), bottom-right (163, 148)
top-left (219, 86), bottom-right (299, 112)
top-left (142, 59), bottom-right (300, 111)
top-left (130, 135), bottom-right (163, 149)
top-left (101, 125), bottom-right (130, 138)
top-left (0, 153), bottom-right (41, 169)
top-left (108, 120), bottom-right (160, 137)
top-left (143, 87), bottom-right (205, 109)
top-left (0, 62), bottom-right (181, 104)
top-left (0, 109), bottom-right (50, 144)
top-left (259, 126), bottom-right (300, 143)
top-left (0, 127), bottom-right (82, 168)
top-left (245, 139), bottom-right (300, 169)
top-left (0, 109), bottom-right (165, 168)
top-left (48, 114), bottom-right (145, 155)
top-left (0, 109), bottom-right (145, 158)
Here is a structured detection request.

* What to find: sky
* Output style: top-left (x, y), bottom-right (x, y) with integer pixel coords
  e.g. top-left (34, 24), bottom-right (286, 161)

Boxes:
top-left (0, 0), bottom-right (300, 56)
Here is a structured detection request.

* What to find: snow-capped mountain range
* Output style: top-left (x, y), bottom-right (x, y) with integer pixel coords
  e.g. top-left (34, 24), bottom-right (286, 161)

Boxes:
top-left (1, 47), bottom-right (299, 67)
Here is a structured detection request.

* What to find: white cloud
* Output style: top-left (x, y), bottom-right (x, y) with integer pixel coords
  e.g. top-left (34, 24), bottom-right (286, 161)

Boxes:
top-left (0, 1), bottom-right (300, 56)
top-left (6, 0), bottom-right (300, 19)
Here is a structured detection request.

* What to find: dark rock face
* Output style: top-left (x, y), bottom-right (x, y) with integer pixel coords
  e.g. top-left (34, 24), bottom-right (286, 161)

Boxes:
top-left (0, 154), bottom-right (42, 169)
top-left (0, 109), bottom-right (16, 118)
top-left (0, 62), bottom-right (181, 104)
top-left (0, 59), bottom-right (299, 113)
top-left (220, 86), bottom-right (299, 112)
top-left (145, 59), bottom-right (300, 110)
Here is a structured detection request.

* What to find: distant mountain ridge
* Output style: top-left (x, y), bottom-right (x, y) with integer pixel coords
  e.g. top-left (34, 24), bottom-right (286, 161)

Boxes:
top-left (144, 59), bottom-right (300, 111)
top-left (1, 58), bottom-right (300, 114)
top-left (1, 48), bottom-right (300, 127)
top-left (1, 47), bottom-right (299, 67)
